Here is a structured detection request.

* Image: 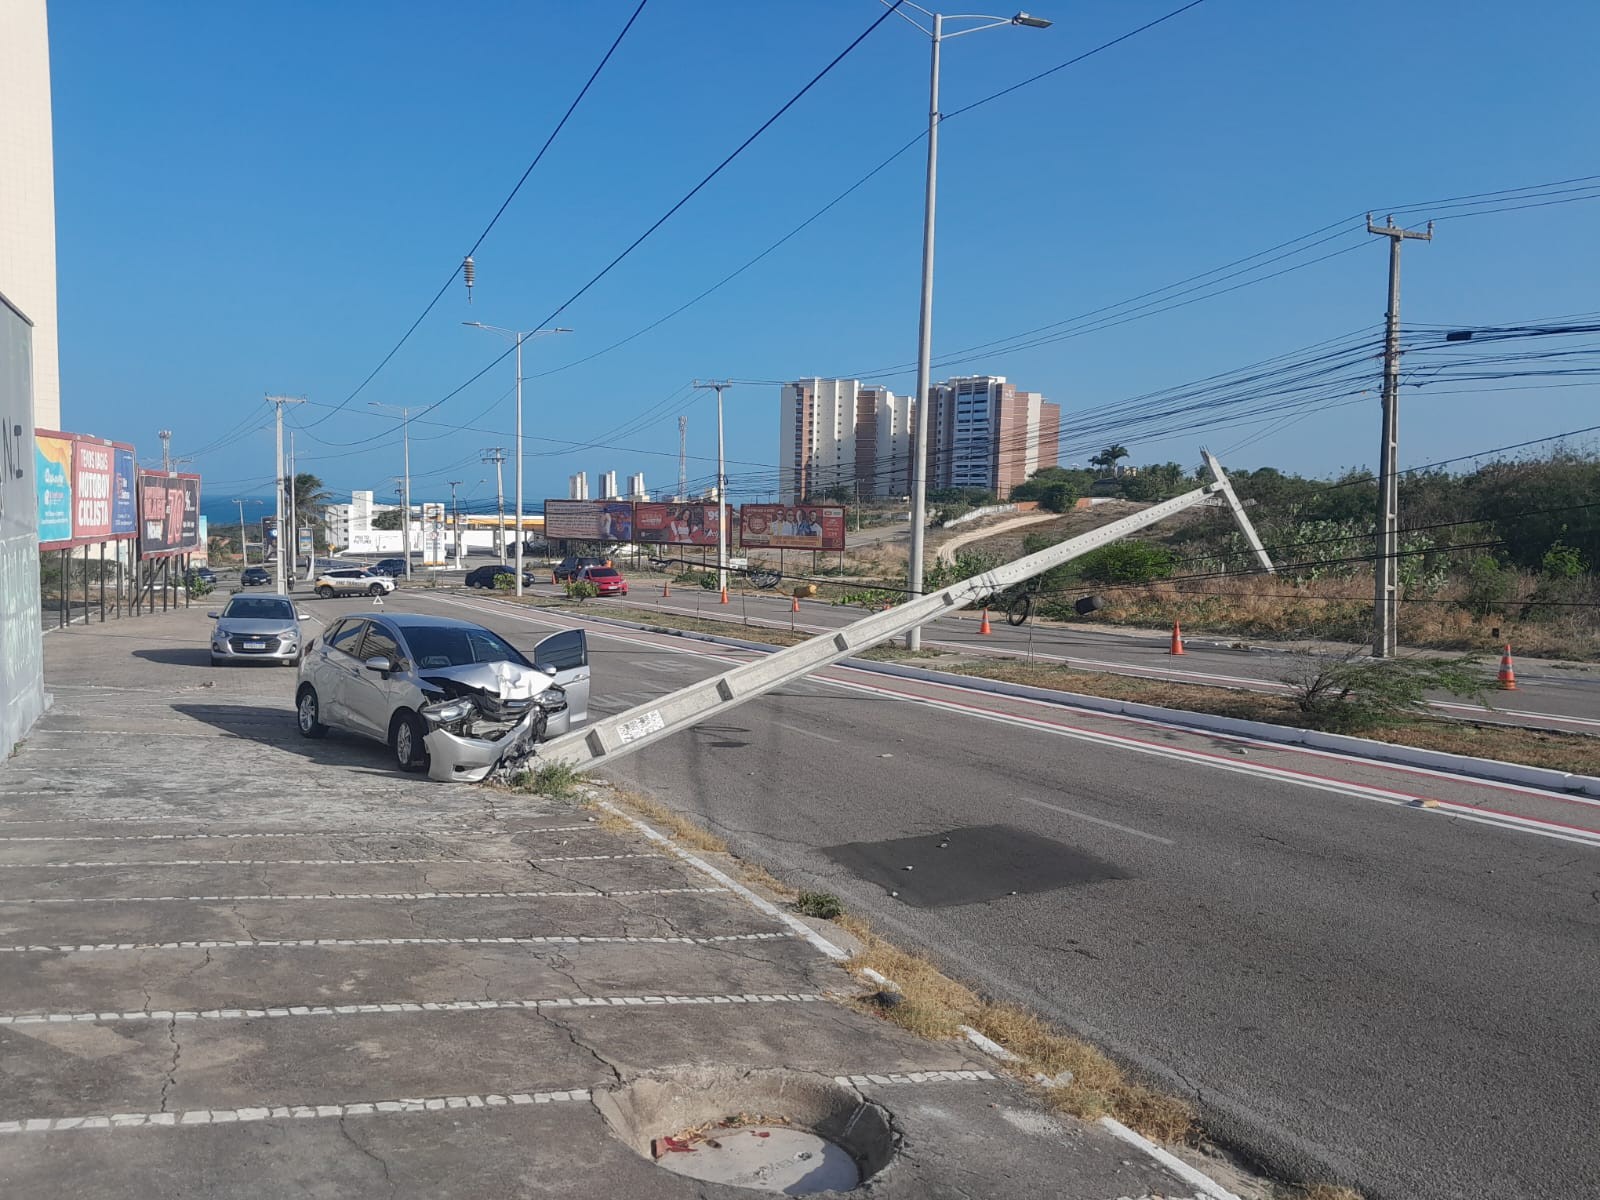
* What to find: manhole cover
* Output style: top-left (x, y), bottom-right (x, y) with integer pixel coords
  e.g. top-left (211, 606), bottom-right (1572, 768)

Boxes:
top-left (820, 823), bottom-right (1128, 908)
top-left (596, 1067), bottom-right (894, 1196)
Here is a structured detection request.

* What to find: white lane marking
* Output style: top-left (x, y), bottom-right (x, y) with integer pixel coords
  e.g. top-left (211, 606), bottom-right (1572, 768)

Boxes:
top-left (0, 825), bottom-right (599, 843)
top-left (1098, 1116), bottom-right (1243, 1200)
top-left (1014, 796), bottom-right (1174, 846)
top-left (0, 932), bottom-right (795, 955)
top-left (3, 887), bottom-right (728, 905)
top-left (774, 721), bottom-right (840, 744)
top-left (598, 799), bottom-right (849, 962)
top-left (1430, 700), bottom-right (1600, 730)
top-left (0, 991), bottom-right (826, 1027)
top-left (837, 1070), bottom-right (996, 1086)
top-left (0, 1088), bottom-right (593, 1134)
top-left (0, 854), bottom-right (664, 869)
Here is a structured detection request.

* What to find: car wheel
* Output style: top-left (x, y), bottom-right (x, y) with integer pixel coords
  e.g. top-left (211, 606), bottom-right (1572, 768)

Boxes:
top-left (317, 586), bottom-right (335, 599)
top-left (369, 583), bottom-right (385, 596)
top-left (283, 653), bottom-right (302, 668)
top-left (391, 710), bottom-right (428, 773)
top-left (296, 686), bottom-right (328, 738)
top-left (210, 654), bottom-right (225, 667)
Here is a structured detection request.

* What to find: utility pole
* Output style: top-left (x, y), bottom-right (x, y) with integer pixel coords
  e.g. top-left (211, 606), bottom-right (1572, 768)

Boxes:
top-left (677, 415), bottom-right (688, 501)
top-left (370, 403), bottom-right (413, 578)
top-left (1367, 213), bottom-right (1432, 659)
top-left (158, 430), bottom-right (173, 474)
top-left (481, 448), bottom-right (507, 564)
top-left (694, 381), bottom-right (732, 603)
top-left (265, 397), bottom-right (304, 593)
top-left (287, 431), bottom-right (298, 583)
top-left (447, 480), bottom-right (464, 569)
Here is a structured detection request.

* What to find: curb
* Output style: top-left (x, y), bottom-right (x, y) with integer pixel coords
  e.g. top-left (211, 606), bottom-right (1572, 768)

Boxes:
top-left (494, 598), bottom-right (1600, 800)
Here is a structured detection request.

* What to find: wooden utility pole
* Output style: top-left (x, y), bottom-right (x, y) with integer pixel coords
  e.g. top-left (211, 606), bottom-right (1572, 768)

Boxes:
top-left (1367, 213), bottom-right (1432, 658)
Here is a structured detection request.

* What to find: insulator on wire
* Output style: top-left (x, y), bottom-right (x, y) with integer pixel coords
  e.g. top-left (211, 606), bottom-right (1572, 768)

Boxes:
top-left (462, 256), bottom-right (475, 304)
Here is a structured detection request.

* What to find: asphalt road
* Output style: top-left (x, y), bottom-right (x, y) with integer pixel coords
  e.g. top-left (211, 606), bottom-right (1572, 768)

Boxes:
top-left (382, 588), bottom-right (1600, 1200)
top-left (589, 582), bottom-right (1600, 736)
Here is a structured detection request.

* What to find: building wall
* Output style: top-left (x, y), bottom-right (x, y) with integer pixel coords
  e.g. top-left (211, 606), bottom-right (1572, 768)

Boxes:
top-left (0, 0), bottom-right (60, 432)
top-left (0, 292), bottom-right (46, 755)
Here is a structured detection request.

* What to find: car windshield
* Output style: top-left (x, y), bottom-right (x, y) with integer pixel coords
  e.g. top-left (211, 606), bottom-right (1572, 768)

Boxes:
top-left (404, 625), bottom-right (529, 670)
top-left (223, 598), bottom-right (294, 620)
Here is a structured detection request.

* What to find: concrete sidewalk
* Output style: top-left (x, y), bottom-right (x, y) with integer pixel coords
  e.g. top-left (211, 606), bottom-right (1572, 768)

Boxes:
top-left (0, 607), bottom-right (1249, 1199)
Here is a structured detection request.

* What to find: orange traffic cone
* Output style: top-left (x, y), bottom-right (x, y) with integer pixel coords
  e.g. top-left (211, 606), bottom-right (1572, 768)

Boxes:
top-left (551, 572), bottom-right (558, 585)
top-left (1168, 620), bottom-right (1185, 655)
top-left (662, 579), bottom-right (670, 598)
top-left (979, 607), bottom-right (992, 635)
top-left (720, 586), bottom-right (729, 605)
top-left (1498, 643), bottom-right (1517, 690)
top-left (791, 594), bottom-right (800, 613)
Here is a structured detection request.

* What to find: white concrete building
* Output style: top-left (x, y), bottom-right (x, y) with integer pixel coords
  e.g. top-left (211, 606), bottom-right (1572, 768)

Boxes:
top-left (626, 472), bottom-right (647, 499)
top-left (568, 472), bottom-right (589, 500)
top-left (598, 470), bottom-right (618, 499)
top-left (322, 490), bottom-right (398, 552)
top-left (778, 379), bottom-right (912, 503)
top-left (0, 0), bottom-right (61, 430)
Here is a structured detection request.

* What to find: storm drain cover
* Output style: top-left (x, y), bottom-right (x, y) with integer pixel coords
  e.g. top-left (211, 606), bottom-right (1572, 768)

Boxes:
top-left (820, 823), bottom-right (1128, 908)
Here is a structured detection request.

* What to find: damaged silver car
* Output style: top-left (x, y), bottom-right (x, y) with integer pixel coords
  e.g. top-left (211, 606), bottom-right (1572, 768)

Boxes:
top-left (294, 613), bottom-right (589, 781)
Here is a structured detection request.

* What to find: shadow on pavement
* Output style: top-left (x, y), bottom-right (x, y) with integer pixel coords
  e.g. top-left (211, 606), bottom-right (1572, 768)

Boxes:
top-left (171, 702), bottom-right (396, 774)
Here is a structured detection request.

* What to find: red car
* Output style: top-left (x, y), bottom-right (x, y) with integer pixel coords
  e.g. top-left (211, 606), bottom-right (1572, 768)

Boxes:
top-left (579, 566), bottom-right (628, 596)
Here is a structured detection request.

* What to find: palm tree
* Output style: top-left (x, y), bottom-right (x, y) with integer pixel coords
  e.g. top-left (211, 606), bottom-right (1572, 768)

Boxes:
top-left (1089, 444), bottom-right (1129, 476)
top-left (282, 473), bottom-right (333, 550)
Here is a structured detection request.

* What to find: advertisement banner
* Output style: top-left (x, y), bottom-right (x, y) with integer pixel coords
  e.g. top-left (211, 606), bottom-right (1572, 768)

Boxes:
top-left (34, 433), bottom-right (73, 547)
top-left (71, 438), bottom-right (115, 541)
top-left (136, 471), bottom-right (202, 558)
top-left (543, 499), bottom-right (634, 542)
top-left (111, 446), bottom-right (137, 536)
top-left (739, 504), bottom-right (847, 551)
top-left (633, 502), bottom-right (732, 547)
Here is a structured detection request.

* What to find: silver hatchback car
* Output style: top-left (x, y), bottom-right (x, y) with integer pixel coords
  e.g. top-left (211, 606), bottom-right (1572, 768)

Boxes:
top-left (294, 613), bottom-right (590, 781)
top-left (208, 594), bottom-right (308, 666)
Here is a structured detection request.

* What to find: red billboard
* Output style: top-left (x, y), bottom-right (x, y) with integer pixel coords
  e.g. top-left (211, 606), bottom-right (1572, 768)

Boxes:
top-left (739, 504), bottom-right (846, 551)
top-left (35, 429), bottom-right (139, 550)
top-left (137, 471), bottom-right (202, 558)
top-left (633, 502), bottom-right (732, 547)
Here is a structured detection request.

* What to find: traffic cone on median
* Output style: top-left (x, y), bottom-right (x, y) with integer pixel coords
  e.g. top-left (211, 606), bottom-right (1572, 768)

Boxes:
top-left (1498, 643), bottom-right (1518, 690)
top-left (791, 594), bottom-right (800, 613)
top-left (1169, 620), bottom-right (1184, 655)
top-left (720, 585), bottom-right (729, 605)
top-left (662, 579), bottom-right (670, 598)
top-left (979, 607), bottom-right (992, 635)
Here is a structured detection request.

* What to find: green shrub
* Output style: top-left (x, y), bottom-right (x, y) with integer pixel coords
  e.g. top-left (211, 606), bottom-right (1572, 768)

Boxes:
top-left (494, 573), bottom-right (515, 592)
top-left (793, 891), bottom-right (844, 920)
top-left (1542, 541), bottom-right (1587, 580)
top-left (1073, 540), bottom-right (1176, 584)
top-left (1283, 653), bottom-right (1484, 733)
top-left (565, 579), bottom-right (599, 602)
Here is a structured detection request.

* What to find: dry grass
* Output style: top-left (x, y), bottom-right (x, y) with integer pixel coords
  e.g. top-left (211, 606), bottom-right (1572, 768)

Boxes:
top-left (600, 787), bottom-right (728, 854)
top-left (944, 659), bottom-right (1600, 777)
top-left (836, 915), bottom-right (1195, 1142)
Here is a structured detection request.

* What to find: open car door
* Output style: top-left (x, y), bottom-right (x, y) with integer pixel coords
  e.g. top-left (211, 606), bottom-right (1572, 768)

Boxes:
top-left (533, 629), bottom-right (590, 725)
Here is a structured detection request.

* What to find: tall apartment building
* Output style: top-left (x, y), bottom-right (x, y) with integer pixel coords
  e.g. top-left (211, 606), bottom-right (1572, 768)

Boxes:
top-left (926, 375), bottom-right (1059, 497)
top-left (626, 472), bottom-right (647, 499)
top-left (597, 470), bottom-right (618, 499)
top-left (779, 379), bottom-right (914, 503)
top-left (568, 472), bottom-right (590, 500)
top-left (781, 375), bottom-right (1058, 503)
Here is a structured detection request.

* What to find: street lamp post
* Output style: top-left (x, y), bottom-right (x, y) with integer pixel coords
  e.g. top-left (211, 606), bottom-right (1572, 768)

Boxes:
top-left (369, 403), bottom-right (412, 578)
top-left (464, 323), bottom-right (571, 596)
top-left (693, 381), bottom-right (733, 602)
top-left (891, 4), bottom-right (1051, 649)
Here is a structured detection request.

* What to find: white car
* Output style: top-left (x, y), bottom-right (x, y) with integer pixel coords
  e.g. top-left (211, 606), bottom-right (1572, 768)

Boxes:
top-left (314, 568), bottom-right (395, 599)
top-left (294, 612), bottom-right (589, 782)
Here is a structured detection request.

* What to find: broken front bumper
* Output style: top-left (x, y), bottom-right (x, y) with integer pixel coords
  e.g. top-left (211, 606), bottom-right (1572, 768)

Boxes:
top-left (423, 706), bottom-right (572, 783)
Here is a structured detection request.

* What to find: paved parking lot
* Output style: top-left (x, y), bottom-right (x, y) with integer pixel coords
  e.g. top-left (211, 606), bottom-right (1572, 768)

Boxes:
top-left (0, 606), bottom-right (1220, 1198)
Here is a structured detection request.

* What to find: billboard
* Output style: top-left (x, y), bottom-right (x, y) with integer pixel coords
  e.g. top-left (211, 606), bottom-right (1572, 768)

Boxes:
top-left (739, 504), bottom-right (847, 551)
top-left (543, 499), bottom-right (634, 542)
top-left (136, 471), bottom-right (202, 558)
top-left (33, 430), bottom-right (138, 550)
top-left (633, 502), bottom-right (732, 547)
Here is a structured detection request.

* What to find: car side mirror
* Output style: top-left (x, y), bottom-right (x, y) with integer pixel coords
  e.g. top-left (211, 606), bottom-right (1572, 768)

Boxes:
top-left (541, 664), bottom-right (558, 677)
top-left (364, 655), bottom-right (397, 675)
top-left (207, 611), bottom-right (220, 619)
top-left (296, 611), bottom-right (309, 620)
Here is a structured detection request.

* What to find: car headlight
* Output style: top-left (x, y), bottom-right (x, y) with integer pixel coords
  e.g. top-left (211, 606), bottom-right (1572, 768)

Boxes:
top-left (421, 697), bottom-right (477, 725)
top-left (537, 687), bottom-right (566, 707)
top-left (278, 630), bottom-right (298, 642)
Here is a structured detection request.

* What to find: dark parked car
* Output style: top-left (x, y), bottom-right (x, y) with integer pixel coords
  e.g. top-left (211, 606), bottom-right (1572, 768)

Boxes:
top-left (464, 564), bottom-right (537, 589)
top-left (553, 555), bottom-right (610, 582)
top-left (240, 566), bottom-right (271, 587)
top-left (186, 566), bottom-right (218, 586)
top-left (371, 558), bottom-right (409, 577)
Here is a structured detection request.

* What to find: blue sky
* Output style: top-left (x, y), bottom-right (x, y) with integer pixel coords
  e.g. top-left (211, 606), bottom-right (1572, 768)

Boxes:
top-left (46, 0), bottom-right (1600, 512)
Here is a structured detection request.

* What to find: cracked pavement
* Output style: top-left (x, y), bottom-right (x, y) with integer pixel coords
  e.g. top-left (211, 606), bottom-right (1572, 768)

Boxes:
top-left (0, 603), bottom-right (1217, 1198)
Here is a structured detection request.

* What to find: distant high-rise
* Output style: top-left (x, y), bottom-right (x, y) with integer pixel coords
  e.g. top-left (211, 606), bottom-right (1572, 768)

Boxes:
top-left (0, 0), bottom-right (61, 430)
top-left (626, 472), bottom-right (647, 499)
top-left (568, 472), bottom-right (590, 500)
top-left (598, 470), bottom-right (618, 499)
top-left (926, 375), bottom-right (1059, 497)
top-left (779, 379), bottom-right (913, 503)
